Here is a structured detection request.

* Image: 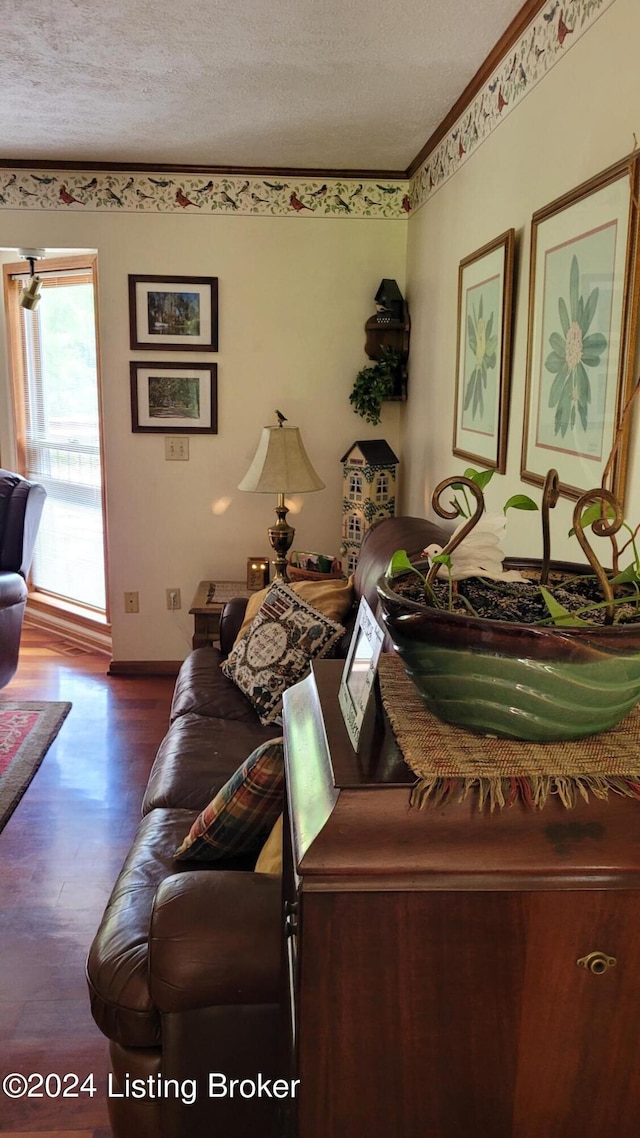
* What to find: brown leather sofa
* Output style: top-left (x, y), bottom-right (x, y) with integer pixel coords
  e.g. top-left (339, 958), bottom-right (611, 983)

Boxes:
top-left (0, 469), bottom-right (46, 688)
top-left (86, 514), bottom-right (444, 1138)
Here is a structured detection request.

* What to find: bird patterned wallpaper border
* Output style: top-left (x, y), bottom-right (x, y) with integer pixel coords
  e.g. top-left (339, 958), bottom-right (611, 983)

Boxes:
top-left (0, 172), bottom-right (410, 219)
top-left (409, 0), bottom-right (618, 213)
top-left (0, 0), bottom-right (615, 222)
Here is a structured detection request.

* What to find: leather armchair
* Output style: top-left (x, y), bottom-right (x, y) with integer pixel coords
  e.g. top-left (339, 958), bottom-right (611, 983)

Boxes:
top-left (0, 469), bottom-right (46, 687)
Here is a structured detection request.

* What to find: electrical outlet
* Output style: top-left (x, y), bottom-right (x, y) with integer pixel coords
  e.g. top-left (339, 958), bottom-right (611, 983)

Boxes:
top-left (165, 437), bottom-right (189, 461)
top-left (124, 591), bottom-right (139, 613)
top-left (166, 588), bottom-right (181, 611)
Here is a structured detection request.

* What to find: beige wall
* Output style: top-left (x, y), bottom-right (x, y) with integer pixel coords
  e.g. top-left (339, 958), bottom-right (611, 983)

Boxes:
top-left (3, 0), bottom-right (634, 661)
top-left (403, 0), bottom-right (640, 564)
top-left (0, 213), bottom-right (406, 659)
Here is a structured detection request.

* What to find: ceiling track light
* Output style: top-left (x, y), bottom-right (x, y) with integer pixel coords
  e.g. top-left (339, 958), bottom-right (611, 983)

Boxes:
top-left (18, 247), bottom-right (46, 311)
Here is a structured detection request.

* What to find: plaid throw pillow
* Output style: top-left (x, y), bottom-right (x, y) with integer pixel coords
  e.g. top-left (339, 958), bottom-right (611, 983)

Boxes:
top-left (174, 737), bottom-right (284, 861)
top-left (222, 580), bottom-right (345, 724)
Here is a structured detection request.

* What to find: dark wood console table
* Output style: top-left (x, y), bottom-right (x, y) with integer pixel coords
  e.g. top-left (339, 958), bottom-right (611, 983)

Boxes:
top-left (282, 659), bottom-right (640, 1138)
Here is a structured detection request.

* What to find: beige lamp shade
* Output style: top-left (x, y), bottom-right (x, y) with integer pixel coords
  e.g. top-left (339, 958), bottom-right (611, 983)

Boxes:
top-left (238, 425), bottom-right (325, 494)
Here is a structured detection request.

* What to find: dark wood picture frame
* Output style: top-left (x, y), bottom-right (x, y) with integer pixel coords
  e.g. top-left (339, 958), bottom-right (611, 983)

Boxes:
top-left (130, 362), bottom-right (218, 434)
top-left (452, 228), bottom-right (515, 473)
top-left (128, 274), bottom-right (218, 352)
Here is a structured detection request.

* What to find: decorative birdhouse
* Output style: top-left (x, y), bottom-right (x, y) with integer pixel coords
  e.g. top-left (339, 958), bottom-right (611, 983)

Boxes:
top-left (374, 279), bottom-right (404, 323)
top-left (340, 440), bottom-right (399, 575)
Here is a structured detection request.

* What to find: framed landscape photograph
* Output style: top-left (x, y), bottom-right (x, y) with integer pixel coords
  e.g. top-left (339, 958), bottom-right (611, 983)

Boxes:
top-left (521, 155), bottom-right (640, 502)
top-left (129, 275), bottom-right (218, 351)
top-left (452, 229), bottom-right (515, 472)
top-left (130, 362), bottom-right (218, 433)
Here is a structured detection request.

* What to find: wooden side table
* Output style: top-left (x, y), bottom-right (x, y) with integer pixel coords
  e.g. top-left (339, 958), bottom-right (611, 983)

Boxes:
top-left (189, 580), bottom-right (254, 648)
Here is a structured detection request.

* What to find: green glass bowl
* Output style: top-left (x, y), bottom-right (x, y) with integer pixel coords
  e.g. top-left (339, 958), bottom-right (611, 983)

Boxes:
top-left (376, 561), bottom-right (640, 742)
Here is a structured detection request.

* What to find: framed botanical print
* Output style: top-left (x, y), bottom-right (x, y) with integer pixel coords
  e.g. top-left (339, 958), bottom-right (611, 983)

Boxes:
top-left (521, 154), bottom-right (640, 502)
top-left (130, 362), bottom-right (218, 433)
top-left (129, 275), bottom-right (218, 351)
top-left (452, 229), bottom-right (515, 473)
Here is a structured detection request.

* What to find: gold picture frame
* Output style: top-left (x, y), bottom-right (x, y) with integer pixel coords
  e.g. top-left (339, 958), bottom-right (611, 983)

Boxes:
top-left (452, 229), bottom-right (515, 473)
top-left (521, 154), bottom-right (640, 503)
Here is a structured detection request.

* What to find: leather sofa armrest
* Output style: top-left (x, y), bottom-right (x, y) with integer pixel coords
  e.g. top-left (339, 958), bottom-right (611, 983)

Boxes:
top-left (0, 572), bottom-right (28, 607)
top-left (149, 870), bottom-right (281, 1012)
top-left (219, 597), bottom-right (249, 656)
top-left (0, 470), bottom-right (46, 576)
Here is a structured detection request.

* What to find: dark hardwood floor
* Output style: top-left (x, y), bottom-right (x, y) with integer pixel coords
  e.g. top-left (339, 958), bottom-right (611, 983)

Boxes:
top-left (0, 627), bottom-right (175, 1138)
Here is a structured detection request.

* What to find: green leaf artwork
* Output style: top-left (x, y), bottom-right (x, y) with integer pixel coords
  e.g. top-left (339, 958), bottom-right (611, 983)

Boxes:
top-left (463, 293), bottom-right (498, 420)
top-left (545, 254), bottom-right (607, 438)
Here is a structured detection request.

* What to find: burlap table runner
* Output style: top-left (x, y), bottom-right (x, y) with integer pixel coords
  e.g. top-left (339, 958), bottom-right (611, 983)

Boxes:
top-left (377, 653), bottom-right (640, 810)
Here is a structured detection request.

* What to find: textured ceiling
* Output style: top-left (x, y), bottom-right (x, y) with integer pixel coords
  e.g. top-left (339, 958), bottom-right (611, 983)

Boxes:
top-left (2, 0), bottom-right (525, 171)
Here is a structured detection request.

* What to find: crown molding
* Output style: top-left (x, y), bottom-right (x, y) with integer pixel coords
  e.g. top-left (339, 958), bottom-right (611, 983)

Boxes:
top-left (0, 157), bottom-right (407, 180)
top-left (0, 0), bottom-right (616, 215)
top-left (407, 0), bottom-right (618, 213)
top-left (406, 0), bottom-right (546, 179)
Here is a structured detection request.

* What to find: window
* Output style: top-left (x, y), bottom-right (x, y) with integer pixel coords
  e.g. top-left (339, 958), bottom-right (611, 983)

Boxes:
top-left (348, 473), bottom-right (363, 500)
top-left (4, 255), bottom-right (108, 617)
top-left (347, 515), bottom-right (362, 541)
top-left (375, 472), bottom-right (389, 502)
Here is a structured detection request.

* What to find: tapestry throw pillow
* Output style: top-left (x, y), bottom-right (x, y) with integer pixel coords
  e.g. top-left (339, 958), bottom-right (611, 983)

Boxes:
top-left (174, 737), bottom-right (284, 862)
top-left (222, 580), bottom-right (345, 724)
top-left (254, 814), bottom-right (283, 876)
top-left (234, 575), bottom-right (354, 645)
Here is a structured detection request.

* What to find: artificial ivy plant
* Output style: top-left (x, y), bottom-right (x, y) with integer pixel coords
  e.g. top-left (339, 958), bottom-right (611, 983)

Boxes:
top-left (349, 347), bottom-right (401, 425)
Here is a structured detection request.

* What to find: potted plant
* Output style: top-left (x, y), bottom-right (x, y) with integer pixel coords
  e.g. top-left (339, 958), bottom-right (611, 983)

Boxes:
top-left (349, 347), bottom-right (403, 425)
top-left (376, 445), bottom-right (640, 742)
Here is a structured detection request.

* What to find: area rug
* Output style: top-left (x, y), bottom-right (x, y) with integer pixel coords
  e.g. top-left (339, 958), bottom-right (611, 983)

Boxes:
top-left (0, 701), bottom-right (72, 831)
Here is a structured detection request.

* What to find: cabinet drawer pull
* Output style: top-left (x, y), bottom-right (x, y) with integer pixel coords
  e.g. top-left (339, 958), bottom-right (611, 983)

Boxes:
top-left (577, 951), bottom-right (617, 975)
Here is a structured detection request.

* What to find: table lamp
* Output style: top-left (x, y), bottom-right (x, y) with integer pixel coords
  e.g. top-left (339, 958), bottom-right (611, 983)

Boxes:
top-left (238, 412), bottom-right (325, 580)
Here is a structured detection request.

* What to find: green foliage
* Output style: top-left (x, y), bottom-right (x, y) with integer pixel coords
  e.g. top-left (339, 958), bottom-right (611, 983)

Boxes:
top-left (450, 467), bottom-right (538, 518)
top-left (430, 551), bottom-right (451, 569)
top-left (349, 347), bottom-right (401, 425)
top-left (39, 283), bottom-right (99, 427)
top-left (568, 501), bottom-right (615, 537)
top-left (539, 586), bottom-right (590, 627)
top-left (611, 563), bottom-right (640, 586)
top-left (503, 494), bottom-right (539, 514)
top-left (386, 549), bottom-right (424, 580)
top-left (571, 502), bottom-right (640, 591)
top-left (462, 466), bottom-right (495, 491)
top-left (387, 461), bottom-right (640, 627)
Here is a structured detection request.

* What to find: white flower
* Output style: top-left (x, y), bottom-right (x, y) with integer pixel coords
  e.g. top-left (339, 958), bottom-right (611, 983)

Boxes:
top-left (423, 512), bottom-right (527, 582)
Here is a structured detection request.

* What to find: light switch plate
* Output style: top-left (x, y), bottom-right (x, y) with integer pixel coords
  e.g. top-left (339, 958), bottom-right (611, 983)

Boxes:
top-left (165, 437), bottom-right (189, 461)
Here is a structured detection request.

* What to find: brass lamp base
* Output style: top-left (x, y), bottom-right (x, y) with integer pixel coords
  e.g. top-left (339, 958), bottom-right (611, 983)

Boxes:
top-left (268, 493), bottom-right (294, 580)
